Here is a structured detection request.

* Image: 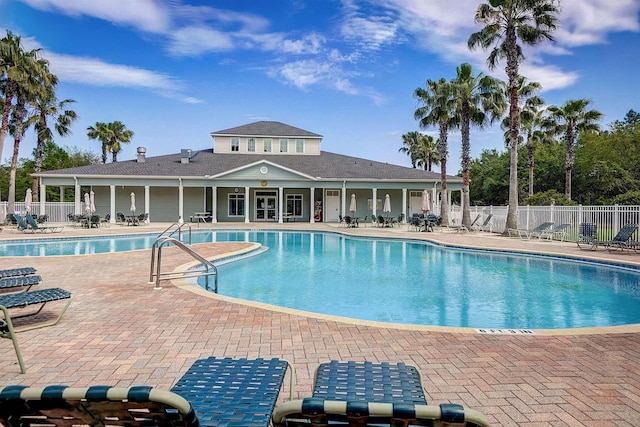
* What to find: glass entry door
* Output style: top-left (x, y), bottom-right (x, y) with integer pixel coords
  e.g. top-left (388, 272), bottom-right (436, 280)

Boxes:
top-left (255, 191), bottom-right (277, 221)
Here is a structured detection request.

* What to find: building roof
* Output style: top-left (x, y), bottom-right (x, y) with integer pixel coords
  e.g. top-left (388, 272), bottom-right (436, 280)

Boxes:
top-left (37, 149), bottom-right (453, 182)
top-left (211, 121), bottom-right (322, 138)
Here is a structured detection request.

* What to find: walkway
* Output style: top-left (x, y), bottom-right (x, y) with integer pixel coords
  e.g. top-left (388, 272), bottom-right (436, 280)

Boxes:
top-left (1, 222), bottom-right (639, 426)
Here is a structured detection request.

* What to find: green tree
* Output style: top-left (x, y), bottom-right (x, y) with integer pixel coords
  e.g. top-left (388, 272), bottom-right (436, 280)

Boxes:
top-left (399, 131), bottom-right (440, 171)
top-left (87, 122), bottom-right (109, 163)
top-left (414, 78), bottom-right (456, 225)
top-left (27, 79), bottom-right (77, 201)
top-left (468, 149), bottom-right (511, 205)
top-left (399, 131), bottom-right (423, 168)
top-left (546, 99), bottom-right (603, 200)
top-left (451, 63), bottom-right (505, 227)
top-left (468, 0), bottom-right (559, 232)
top-left (87, 121), bottom-right (134, 163)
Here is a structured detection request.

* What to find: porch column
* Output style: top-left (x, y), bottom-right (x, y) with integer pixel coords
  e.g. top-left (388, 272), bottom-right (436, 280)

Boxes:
top-left (144, 186), bottom-right (150, 223)
top-left (372, 188), bottom-right (377, 217)
top-left (74, 178), bottom-right (81, 214)
top-left (39, 182), bottom-right (46, 215)
top-left (59, 186), bottom-right (64, 202)
top-left (401, 188), bottom-right (407, 223)
top-left (178, 179), bottom-right (184, 224)
top-left (244, 186), bottom-right (250, 223)
top-left (211, 186), bottom-right (217, 223)
top-left (310, 187), bottom-right (315, 223)
top-left (278, 187), bottom-right (284, 224)
top-left (110, 186), bottom-right (116, 223)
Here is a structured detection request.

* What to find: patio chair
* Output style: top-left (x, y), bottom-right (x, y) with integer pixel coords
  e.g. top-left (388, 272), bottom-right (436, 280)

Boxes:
top-left (539, 223), bottom-right (572, 241)
top-left (0, 287), bottom-right (72, 333)
top-left (602, 224), bottom-right (638, 251)
top-left (1, 306), bottom-right (25, 373)
top-left (510, 221), bottom-right (554, 240)
top-left (25, 214), bottom-right (64, 233)
top-left (0, 267), bottom-right (36, 279)
top-left (576, 222), bottom-right (598, 250)
top-left (116, 212), bottom-right (127, 225)
top-left (273, 360), bottom-right (489, 426)
top-left (0, 275), bottom-right (42, 293)
top-left (171, 356), bottom-right (294, 427)
top-left (13, 215), bottom-right (29, 231)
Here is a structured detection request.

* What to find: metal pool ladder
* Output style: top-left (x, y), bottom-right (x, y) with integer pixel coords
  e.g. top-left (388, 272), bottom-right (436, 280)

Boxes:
top-left (149, 227), bottom-right (218, 292)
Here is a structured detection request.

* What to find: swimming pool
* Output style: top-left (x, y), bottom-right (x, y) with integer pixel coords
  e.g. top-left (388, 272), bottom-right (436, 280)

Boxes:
top-left (3, 230), bottom-right (640, 329)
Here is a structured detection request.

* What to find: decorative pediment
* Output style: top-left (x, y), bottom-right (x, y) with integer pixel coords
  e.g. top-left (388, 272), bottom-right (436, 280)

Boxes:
top-left (207, 160), bottom-right (317, 181)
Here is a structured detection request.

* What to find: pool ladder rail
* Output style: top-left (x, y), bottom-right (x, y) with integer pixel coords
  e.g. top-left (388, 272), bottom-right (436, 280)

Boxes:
top-left (149, 223), bottom-right (218, 292)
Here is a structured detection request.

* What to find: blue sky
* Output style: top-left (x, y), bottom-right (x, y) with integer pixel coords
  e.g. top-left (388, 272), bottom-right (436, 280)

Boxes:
top-left (2, 0), bottom-right (639, 170)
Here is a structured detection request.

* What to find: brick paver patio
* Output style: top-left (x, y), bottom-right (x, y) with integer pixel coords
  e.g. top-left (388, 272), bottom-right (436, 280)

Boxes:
top-left (1, 222), bottom-right (639, 426)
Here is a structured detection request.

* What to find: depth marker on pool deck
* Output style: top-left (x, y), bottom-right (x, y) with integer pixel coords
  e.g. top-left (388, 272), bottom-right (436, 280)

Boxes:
top-left (475, 328), bottom-right (535, 335)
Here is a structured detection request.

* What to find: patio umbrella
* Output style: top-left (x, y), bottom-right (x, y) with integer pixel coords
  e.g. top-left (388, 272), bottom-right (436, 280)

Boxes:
top-left (130, 192), bottom-right (136, 214)
top-left (89, 190), bottom-right (96, 214)
top-left (383, 194), bottom-right (391, 213)
top-left (421, 190), bottom-right (430, 213)
top-left (84, 192), bottom-right (91, 214)
top-left (24, 189), bottom-right (32, 213)
top-left (349, 193), bottom-right (357, 214)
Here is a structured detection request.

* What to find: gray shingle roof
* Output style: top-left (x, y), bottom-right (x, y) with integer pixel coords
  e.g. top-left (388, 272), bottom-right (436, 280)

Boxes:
top-left (37, 149), bottom-right (454, 182)
top-left (211, 121), bottom-right (322, 138)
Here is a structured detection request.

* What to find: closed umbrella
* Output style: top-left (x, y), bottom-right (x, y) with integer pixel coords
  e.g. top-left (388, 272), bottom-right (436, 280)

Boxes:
top-left (24, 189), bottom-right (32, 214)
top-left (383, 194), bottom-right (391, 213)
top-left (89, 190), bottom-right (96, 214)
top-left (130, 192), bottom-right (136, 214)
top-left (84, 192), bottom-right (91, 215)
top-left (421, 190), bottom-right (430, 213)
top-left (349, 194), bottom-right (357, 214)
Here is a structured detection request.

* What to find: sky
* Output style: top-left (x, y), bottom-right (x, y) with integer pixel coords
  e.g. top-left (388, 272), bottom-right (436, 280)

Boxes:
top-left (1, 0), bottom-right (639, 170)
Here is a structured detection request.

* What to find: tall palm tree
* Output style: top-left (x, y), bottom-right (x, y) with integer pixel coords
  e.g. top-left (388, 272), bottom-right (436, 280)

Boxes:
top-left (414, 134), bottom-right (440, 172)
top-left (399, 131), bottom-right (424, 168)
top-left (28, 77), bottom-right (77, 201)
top-left (414, 78), bottom-right (456, 226)
top-left (546, 99), bottom-right (602, 200)
top-left (468, 0), bottom-right (559, 232)
top-left (451, 63), bottom-right (505, 227)
top-left (104, 121), bottom-right (134, 162)
top-left (87, 122), bottom-right (110, 163)
top-left (0, 31), bottom-right (43, 164)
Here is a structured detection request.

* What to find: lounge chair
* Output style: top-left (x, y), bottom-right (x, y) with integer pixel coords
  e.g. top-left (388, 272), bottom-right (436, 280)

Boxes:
top-left (13, 215), bottom-right (29, 231)
top-left (171, 356), bottom-right (294, 426)
top-left (576, 222), bottom-right (597, 250)
top-left (0, 306), bottom-right (25, 373)
top-left (509, 221), bottom-right (554, 240)
top-left (273, 360), bottom-right (489, 426)
top-left (0, 275), bottom-right (41, 293)
top-left (539, 223), bottom-right (571, 241)
top-left (603, 224), bottom-right (638, 251)
top-left (0, 267), bottom-right (36, 279)
top-left (0, 356), bottom-right (294, 425)
top-left (0, 287), bottom-right (72, 332)
top-left (25, 214), bottom-right (64, 233)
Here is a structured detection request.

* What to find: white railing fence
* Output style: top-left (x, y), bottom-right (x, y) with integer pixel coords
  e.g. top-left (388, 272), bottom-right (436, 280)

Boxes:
top-left (0, 201), bottom-right (76, 224)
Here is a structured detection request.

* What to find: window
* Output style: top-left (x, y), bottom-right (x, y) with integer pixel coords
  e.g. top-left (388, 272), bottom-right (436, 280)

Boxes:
top-left (247, 138), bottom-right (256, 152)
top-left (264, 138), bottom-right (272, 152)
top-left (295, 138), bottom-right (304, 153)
top-left (286, 194), bottom-right (303, 217)
top-left (228, 194), bottom-right (245, 216)
top-left (231, 137), bottom-right (239, 152)
top-left (279, 138), bottom-right (288, 153)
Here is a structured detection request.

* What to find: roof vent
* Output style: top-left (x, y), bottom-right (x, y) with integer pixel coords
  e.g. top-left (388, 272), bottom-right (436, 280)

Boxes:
top-left (136, 147), bottom-right (146, 163)
top-left (181, 149), bottom-right (193, 164)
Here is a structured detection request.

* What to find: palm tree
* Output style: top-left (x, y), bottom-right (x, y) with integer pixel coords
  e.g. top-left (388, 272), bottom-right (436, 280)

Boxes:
top-left (468, 0), bottom-right (559, 232)
top-left (399, 131), bottom-right (424, 168)
top-left (451, 63), bottom-right (505, 227)
top-left (0, 31), bottom-right (43, 164)
top-left (87, 122), bottom-right (110, 163)
top-left (414, 78), bottom-right (456, 226)
top-left (545, 99), bottom-right (602, 200)
top-left (28, 78), bottom-right (77, 201)
top-left (415, 134), bottom-right (440, 171)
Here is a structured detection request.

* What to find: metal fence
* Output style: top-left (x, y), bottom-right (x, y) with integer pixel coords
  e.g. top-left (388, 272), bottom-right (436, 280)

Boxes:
top-left (0, 201), bottom-right (76, 224)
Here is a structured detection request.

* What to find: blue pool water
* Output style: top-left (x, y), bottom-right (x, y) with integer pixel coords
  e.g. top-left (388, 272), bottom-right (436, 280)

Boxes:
top-left (3, 230), bottom-right (640, 329)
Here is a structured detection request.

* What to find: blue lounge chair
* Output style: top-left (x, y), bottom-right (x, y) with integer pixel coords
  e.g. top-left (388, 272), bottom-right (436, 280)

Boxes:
top-left (0, 267), bottom-right (36, 279)
top-left (13, 215), bottom-right (29, 231)
top-left (273, 360), bottom-right (489, 426)
top-left (576, 223), bottom-right (598, 250)
top-left (25, 214), bottom-right (64, 233)
top-left (0, 306), bottom-right (25, 373)
top-left (0, 357), bottom-right (294, 425)
top-left (0, 275), bottom-right (42, 293)
top-left (509, 221), bottom-right (554, 240)
top-left (0, 288), bottom-right (72, 332)
top-left (603, 224), bottom-right (638, 251)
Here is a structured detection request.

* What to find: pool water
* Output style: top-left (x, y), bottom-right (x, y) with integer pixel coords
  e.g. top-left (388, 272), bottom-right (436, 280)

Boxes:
top-left (2, 230), bottom-right (639, 329)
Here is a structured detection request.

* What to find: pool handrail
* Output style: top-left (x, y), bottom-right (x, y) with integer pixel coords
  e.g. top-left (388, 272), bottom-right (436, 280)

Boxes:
top-left (148, 236), bottom-right (218, 292)
top-left (158, 221), bottom-right (192, 245)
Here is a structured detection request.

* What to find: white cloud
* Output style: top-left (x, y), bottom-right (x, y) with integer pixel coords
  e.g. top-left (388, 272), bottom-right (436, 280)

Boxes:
top-left (167, 26), bottom-right (235, 56)
top-left (47, 52), bottom-right (202, 104)
top-left (18, 0), bottom-right (171, 32)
